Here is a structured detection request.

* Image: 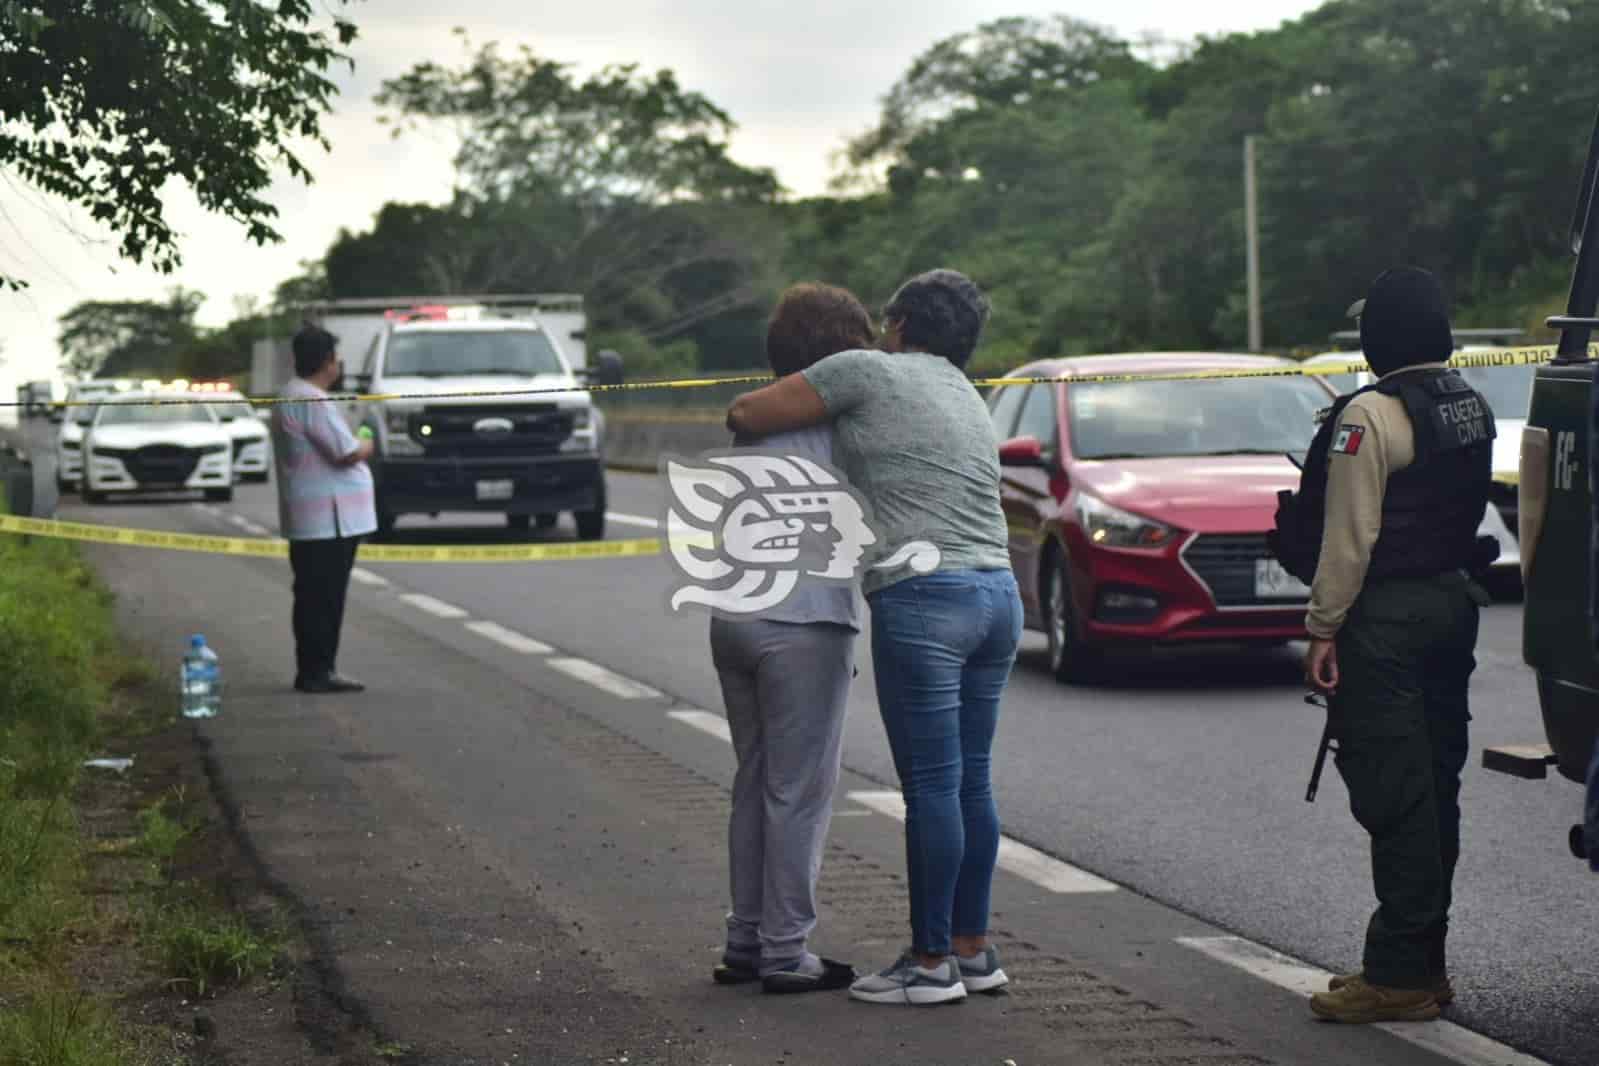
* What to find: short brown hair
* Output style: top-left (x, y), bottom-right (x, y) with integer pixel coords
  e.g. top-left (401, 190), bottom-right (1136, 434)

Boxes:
top-left (765, 283), bottom-right (874, 377)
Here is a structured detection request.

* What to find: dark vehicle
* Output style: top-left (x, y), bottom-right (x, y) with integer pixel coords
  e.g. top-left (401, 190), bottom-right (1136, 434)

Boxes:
top-left (989, 353), bottom-right (1334, 682)
top-left (1488, 103), bottom-right (1599, 864)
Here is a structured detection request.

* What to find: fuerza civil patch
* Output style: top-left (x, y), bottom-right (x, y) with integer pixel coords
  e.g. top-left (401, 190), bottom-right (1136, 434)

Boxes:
top-left (1331, 424), bottom-right (1365, 455)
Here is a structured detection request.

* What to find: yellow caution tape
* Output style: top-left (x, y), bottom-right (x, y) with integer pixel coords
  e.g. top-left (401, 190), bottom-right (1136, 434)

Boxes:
top-left (23, 342), bottom-right (1598, 411)
top-left (0, 514), bottom-right (664, 563)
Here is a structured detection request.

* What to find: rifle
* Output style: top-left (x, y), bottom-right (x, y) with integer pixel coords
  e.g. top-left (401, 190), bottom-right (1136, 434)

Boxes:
top-left (1304, 691), bottom-right (1338, 802)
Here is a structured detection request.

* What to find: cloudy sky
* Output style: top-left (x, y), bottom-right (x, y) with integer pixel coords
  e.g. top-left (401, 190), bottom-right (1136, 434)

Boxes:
top-left (0, 1), bottom-right (1322, 398)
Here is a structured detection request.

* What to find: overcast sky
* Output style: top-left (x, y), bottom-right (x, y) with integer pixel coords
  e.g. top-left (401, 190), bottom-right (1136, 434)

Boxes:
top-left (0, 1), bottom-right (1322, 397)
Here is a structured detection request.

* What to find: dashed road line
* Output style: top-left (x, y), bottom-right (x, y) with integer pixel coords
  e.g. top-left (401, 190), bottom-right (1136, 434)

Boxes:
top-left (349, 568), bottom-right (390, 587)
top-left (667, 709), bottom-right (732, 742)
top-left (465, 621), bottom-right (553, 655)
top-left (606, 511), bottom-right (661, 529)
top-left (847, 790), bottom-right (1119, 894)
top-left (399, 593), bottom-right (469, 619)
top-left (226, 514), bottom-right (254, 530)
top-left (547, 657), bottom-right (663, 699)
top-left (1176, 936), bottom-right (1552, 1066)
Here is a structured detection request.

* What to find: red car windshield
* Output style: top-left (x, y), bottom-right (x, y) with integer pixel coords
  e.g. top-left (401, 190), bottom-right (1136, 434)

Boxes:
top-left (1068, 376), bottom-right (1330, 460)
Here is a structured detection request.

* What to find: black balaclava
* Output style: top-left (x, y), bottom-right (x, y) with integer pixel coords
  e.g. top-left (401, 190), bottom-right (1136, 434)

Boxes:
top-left (1355, 266), bottom-right (1454, 377)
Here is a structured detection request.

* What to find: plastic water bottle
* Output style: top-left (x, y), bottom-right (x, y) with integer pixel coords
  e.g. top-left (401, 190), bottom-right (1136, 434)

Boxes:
top-left (180, 635), bottom-right (222, 719)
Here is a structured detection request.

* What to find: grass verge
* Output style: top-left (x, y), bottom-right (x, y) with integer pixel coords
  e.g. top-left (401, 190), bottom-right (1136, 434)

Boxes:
top-left (0, 531), bottom-right (284, 1064)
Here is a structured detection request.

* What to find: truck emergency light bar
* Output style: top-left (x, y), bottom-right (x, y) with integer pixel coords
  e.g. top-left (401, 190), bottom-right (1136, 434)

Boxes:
top-left (383, 304), bottom-right (548, 324)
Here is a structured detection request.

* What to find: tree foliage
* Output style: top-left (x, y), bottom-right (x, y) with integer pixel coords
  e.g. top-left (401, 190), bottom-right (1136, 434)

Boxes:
top-left (0, 0), bottom-right (359, 290)
top-left (79, 0), bottom-right (1599, 384)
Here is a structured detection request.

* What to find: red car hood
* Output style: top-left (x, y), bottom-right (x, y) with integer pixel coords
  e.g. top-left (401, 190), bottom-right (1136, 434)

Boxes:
top-left (1070, 455), bottom-right (1302, 534)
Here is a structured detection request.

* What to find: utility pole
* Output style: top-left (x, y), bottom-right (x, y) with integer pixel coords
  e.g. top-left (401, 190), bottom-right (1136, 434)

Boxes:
top-left (1245, 135), bottom-right (1262, 352)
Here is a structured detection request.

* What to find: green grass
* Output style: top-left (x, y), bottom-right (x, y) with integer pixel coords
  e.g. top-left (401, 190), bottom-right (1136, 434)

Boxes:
top-left (0, 983), bottom-right (134, 1066)
top-left (144, 896), bottom-right (279, 999)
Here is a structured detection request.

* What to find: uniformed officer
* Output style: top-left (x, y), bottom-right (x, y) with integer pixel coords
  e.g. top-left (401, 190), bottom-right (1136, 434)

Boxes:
top-left (1273, 266), bottom-right (1498, 1023)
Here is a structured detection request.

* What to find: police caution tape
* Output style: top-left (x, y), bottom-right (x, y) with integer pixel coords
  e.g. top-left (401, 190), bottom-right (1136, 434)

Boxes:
top-left (17, 341), bottom-right (1597, 412)
top-left (0, 514), bottom-right (666, 564)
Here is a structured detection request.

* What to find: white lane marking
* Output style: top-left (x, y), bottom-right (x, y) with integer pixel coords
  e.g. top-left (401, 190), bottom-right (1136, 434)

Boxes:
top-left (200, 505), bottom-right (222, 517)
top-left (226, 514), bottom-right (255, 531)
top-left (399, 593), bottom-right (469, 619)
top-left (465, 621), bottom-right (552, 655)
top-left (847, 790), bottom-right (1119, 894)
top-left (1177, 937), bottom-right (1552, 1066)
top-left (605, 511), bottom-right (660, 529)
top-left (668, 709), bottom-right (732, 742)
top-left (547, 657), bottom-right (662, 700)
top-left (349, 568), bottom-right (390, 588)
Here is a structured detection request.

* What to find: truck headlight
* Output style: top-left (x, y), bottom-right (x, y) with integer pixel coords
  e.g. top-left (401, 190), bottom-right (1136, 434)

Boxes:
top-left (569, 407), bottom-right (591, 430)
top-left (386, 408), bottom-right (417, 434)
top-left (1073, 493), bottom-right (1178, 549)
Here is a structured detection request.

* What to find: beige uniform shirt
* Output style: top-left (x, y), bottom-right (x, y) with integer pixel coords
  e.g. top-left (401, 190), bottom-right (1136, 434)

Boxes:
top-left (1304, 363), bottom-right (1448, 638)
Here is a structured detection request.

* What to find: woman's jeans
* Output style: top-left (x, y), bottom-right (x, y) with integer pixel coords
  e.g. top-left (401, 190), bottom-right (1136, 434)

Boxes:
top-left (868, 569), bottom-right (1023, 957)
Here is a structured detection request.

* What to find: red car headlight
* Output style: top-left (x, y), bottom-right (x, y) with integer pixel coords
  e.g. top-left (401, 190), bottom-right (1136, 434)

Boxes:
top-left (1073, 492), bottom-right (1178, 549)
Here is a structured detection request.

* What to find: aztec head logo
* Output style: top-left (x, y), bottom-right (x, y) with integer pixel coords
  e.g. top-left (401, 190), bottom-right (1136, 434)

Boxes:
top-left (660, 450), bottom-right (940, 617)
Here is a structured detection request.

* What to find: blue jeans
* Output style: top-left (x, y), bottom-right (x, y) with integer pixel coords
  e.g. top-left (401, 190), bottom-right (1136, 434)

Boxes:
top-left (868, 569), bottom-right (1023, 957)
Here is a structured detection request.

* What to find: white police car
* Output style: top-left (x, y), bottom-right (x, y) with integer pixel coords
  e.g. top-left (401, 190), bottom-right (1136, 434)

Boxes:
top-left (82, 392), bottom-right (233, 503)
top-left (200, 386), bottom-right (271, 483)
top-left (55, 380), bottom-right (136, 491)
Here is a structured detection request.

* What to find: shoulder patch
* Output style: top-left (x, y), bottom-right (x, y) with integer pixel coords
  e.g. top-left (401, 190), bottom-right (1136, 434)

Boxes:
top-left (1331, 423), bottom-right (1365, 455)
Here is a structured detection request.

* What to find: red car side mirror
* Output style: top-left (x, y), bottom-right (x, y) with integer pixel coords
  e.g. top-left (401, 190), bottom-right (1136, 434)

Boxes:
top-left (998, 435), bottom-right (1046, 467)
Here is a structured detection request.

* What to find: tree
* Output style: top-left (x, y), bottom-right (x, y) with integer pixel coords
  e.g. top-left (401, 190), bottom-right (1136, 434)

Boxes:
top-left (57, 289), bottom-right (202, 378)
top-left (840, 15), bottom-right (1146, 186)
top-left (348, 38), bottom-right (786, 369)
top-left (0, 0), bottom-right (359, 290)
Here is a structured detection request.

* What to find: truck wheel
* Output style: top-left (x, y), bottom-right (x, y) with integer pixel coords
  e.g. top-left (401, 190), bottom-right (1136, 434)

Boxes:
top-left (375, 509), bottom-right (397, 540)
top-left (205, 488), bottom-right (234, 504)
top-left (506, 514), bottom-right (532, 532)
top-left (575, 509), bottom-right (605, 541)
top-left (84, 489), bottom-right (106, 504)
top-left (535, 513), bottom-right (558, 531)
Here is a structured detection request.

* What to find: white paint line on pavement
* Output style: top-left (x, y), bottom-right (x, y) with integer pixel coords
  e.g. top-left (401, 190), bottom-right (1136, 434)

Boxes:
top-left (668, 709), bottom-right (732, 742)
top-left (349, 568), bottom-right (390, 588)
top-left (226, 514), bottom-right (254, 530)
top-left (847, 790), bottom-right (1119, 894)
top-left (547, 657), bottom-right (663, 700)
top-left (606, 511), bottom-right (660, 529)
top-left (1176, 936), bottom-right (1552, 1066)
top-left (465, 621), bottom-right (553, 655)
top-left (399, 593), bottom-right (469, 619)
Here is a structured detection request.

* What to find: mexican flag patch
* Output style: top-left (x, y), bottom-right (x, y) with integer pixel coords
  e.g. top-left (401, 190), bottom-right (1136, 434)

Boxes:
top-left (1331, 424), bottom-right (1365, 455)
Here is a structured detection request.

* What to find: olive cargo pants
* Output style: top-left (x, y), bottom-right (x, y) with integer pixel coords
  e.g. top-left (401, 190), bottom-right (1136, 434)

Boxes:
top-left (1330, 571), bottom-right (1484, 990)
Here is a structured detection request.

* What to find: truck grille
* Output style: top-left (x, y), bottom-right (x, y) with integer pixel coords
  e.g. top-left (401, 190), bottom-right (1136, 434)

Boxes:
top-left (1181, 532), bottom-right (1308, 608)
top-left (125, 445), bottom-right (200, 486)
top-left (414, 404), bottom-right (572, 456)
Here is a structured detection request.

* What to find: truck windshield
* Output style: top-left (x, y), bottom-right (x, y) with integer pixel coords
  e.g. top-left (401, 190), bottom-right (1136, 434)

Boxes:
top-left (1069, 376), bottom-right (1331, 460)
top-left (385, 330), bottom-right (564, 378)
top-left (1455, 363), bottom-right (1535, 419)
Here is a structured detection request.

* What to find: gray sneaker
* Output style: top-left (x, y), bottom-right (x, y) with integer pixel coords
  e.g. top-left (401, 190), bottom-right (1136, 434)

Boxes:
top-left (849, 952), bottom-right (967, 1006)
top-left (957, 946), bottom-right (1009, 993)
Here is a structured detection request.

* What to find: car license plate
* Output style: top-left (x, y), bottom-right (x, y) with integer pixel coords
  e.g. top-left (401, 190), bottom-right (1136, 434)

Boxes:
top-left (1255, 557), bottom-right (1310, 599)
top-left (476, 479), bottom-right (514, 502)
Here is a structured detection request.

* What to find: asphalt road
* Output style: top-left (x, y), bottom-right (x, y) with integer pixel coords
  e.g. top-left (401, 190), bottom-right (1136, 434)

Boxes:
top-left (23, 422), bottom-right (1596, 1066)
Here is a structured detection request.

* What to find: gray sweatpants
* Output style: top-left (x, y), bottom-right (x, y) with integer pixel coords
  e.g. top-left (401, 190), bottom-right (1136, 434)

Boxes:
top-left (709, 617), bottom-right (855, 974)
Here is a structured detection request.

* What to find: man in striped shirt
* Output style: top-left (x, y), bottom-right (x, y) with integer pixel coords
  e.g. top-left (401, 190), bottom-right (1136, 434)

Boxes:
top-left (270, 325), bottom-right (377, 694)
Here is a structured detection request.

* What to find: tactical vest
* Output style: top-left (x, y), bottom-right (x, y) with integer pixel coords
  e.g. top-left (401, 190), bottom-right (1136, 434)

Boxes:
top-left (1269, 367), bottom-right (1497, 586)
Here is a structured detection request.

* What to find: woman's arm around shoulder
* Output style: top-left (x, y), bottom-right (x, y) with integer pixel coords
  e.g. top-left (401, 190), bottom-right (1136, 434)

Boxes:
top-left (726, 349), bottom-right (877, 437)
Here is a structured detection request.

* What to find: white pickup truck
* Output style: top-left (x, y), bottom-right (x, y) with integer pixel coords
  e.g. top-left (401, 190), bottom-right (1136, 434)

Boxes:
top-left (258, 296), bottom-right (621, 539)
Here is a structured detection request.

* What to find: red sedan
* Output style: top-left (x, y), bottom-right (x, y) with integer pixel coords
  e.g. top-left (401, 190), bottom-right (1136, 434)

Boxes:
top-left (989, 353), bottom-right (1337, 682)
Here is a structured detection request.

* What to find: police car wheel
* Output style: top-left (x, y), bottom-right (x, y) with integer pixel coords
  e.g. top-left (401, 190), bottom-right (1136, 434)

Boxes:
top-left (1044, 551), bottom-right (1096, 684)
top-left (575, 509), bottom-right (605, 540)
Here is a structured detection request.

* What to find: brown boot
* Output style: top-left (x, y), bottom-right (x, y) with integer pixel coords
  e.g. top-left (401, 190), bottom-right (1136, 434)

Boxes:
top-left (1329, 971), bottom-right (1453, 1006)
top-left (1310, 975), bottom-right (1440, 1023)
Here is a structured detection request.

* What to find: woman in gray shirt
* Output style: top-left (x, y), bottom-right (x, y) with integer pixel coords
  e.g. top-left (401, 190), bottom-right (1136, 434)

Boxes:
top-left (728, 269), bottom-right (1023, 1006)
top-left (711, 283), bottom-right (873, 994)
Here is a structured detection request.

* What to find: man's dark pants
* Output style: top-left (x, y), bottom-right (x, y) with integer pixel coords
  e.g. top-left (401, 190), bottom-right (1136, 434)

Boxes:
top-left (1331, 571), bottom-right (1483, 990)
top-left (288, 537), bottom-right (361, 682)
